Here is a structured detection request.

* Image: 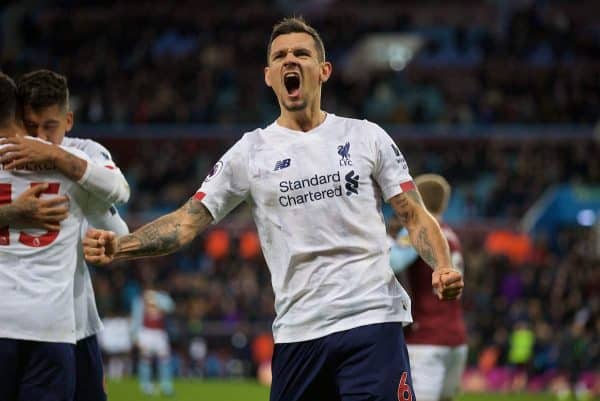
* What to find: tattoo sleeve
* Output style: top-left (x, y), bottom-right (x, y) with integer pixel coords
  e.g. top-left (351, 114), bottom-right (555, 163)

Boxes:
top-left (414, 227), bottom-right (438, 268)
top-left (114, 197), bottom-right (213, 260)
top-left (389, 189), bottom-right (450, 270)
top-left (55, 147), bottom-right (88, 181)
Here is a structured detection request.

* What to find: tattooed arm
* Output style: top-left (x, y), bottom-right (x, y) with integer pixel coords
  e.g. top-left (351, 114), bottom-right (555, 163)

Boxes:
top-left (52, 147), bottom-right (87, 181)
top-left (0, 137), bottom-right (130, 204)
top-left (0, 136), bottom-right (87, 181)
top-left (83, 197), bottom-right (213, 264)
top-left (389, 189), bottom-right (463, 300)
top-left (389, 189), bottom-right (450, 270)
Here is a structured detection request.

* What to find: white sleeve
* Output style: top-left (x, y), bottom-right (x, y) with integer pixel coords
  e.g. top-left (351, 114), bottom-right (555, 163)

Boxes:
top-left (85, 205), bottom-right (129, 236)
top-left (60, 143), bottom-right (129, 235)
top-left (70, 140), bottom-right (130, 205)
top-left (193, 136), bottom-right (250, 223)
top-left (77, 164), bottom-right (130, 205)
top-left (60, 144), bottom-right (92, 166)
top-left (369, 122), bottom-right (415, 201)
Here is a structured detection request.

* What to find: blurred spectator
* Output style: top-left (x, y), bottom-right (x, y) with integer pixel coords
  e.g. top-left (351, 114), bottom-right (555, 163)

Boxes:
top-left (132, 289), bottom-right (175, 396)
top-left (98, 316), bottom-right (133, 380)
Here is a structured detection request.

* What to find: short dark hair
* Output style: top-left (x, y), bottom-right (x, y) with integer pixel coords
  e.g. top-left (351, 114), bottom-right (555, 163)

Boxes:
top-left (0, 72), bottom-right (17, 128)
top-left (415, 174), bottom-right (451, 215)
top-left (267, 17), bottom-right (326, 63)
top-left (17, 69), bottom-right (70, 112)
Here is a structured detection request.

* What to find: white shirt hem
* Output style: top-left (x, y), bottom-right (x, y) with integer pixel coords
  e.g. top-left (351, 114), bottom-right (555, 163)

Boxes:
top-left (76, 323), bottom-right (103, 341)
top-left (0, 330), bottom-right (76, 344)
top-left (273, 314), bottom-right (412, 344)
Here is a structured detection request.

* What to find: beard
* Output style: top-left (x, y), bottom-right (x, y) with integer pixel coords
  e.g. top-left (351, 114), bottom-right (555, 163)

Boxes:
top-left (282, 98), bottom-right (307, 111)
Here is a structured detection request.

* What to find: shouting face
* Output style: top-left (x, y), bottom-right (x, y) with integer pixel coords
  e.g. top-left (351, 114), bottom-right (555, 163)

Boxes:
top-left (264, 32), bottom-right (332, 112)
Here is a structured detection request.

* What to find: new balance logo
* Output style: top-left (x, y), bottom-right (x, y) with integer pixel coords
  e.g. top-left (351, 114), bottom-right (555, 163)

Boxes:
top-left (274, 158), bottom-right (291, 171)
top-left (345, 170), bottom-right (359, 195)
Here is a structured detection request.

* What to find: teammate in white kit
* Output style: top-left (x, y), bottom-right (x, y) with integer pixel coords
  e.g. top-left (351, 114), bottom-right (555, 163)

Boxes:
top-left (0, 72), bottom-right (126, 401)
top-left (83, 17), bottom-right (464, 401)
top-left (0, 69), bottom-right (131, 401)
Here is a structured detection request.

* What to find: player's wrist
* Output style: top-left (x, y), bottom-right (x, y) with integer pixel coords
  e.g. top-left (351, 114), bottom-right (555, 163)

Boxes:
top-left (55, 147), bottom-right (88, 181)
top-left (3, 203), bottom-right (23, 222)
top-left (433, 268), bottom-right (455, 278)
top-left (111, 236), bottom-right (122, 260)
top-left (49, 145), bottom-right (66, 164)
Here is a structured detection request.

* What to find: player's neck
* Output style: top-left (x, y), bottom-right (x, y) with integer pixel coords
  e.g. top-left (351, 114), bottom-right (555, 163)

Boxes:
top-left (277, 108), bottom-right (326, 133)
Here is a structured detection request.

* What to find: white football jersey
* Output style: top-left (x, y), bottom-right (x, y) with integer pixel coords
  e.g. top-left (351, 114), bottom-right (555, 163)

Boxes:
top-left (0, 141), bottom-right (105, 343)
top-left (63, 137), bottom-right (117, 170)
top-left (196, 114), bottom-right (414, 343)
top-left (62, 137), bottom-right (129, 340)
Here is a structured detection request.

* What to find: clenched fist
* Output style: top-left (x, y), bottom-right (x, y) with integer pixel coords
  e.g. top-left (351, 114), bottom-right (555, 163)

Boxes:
top-left (83, 228), bottom-right (118, 265)
top-left (432, 267), bottom-right (464, 300)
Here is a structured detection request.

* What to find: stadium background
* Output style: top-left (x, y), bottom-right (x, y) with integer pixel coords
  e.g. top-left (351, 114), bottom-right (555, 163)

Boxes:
top-left (1, 0), bottom-right (598, 399)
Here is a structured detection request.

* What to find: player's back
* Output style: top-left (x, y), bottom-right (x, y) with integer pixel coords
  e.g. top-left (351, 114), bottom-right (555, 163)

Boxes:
top-left (404, 223), bottom-right (467, 346)
top-left (0, 143), bottom-right (91, 343)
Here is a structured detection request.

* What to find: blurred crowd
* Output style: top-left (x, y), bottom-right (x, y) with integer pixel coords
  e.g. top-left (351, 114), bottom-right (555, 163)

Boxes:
top-left (462, 226), bottom-right (599, 393)
top-left (1, 0), bottom-right (599, 125)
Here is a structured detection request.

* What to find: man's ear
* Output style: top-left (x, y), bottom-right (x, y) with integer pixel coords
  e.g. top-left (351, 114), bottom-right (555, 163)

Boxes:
top-left (65, 111), bottom-right (74, 132)
top-left (264, 66), bottom-right (273, 88)
top-left (319, 61), bottom-right (333, 83)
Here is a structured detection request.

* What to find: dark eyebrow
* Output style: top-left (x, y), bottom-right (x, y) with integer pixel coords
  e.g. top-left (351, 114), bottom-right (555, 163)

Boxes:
top-left (271, 46), bottom-right (313, 60)
top-left (271, 50), bottom-right (286, 59)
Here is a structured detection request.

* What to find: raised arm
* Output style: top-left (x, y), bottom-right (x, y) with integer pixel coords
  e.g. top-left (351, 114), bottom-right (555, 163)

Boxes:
top-left (0, 136), bottom-right (86, 180)
top-left (84, 197), bottom-right (213, 264)
top-left (0, 137), bottom-right (130, 205)
top-left (389, 189), bottom-right (463, 300)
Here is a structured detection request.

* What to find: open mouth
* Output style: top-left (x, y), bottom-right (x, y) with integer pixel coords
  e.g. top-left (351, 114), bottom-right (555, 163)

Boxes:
top-left (284, 72), bottom-right (301, 97)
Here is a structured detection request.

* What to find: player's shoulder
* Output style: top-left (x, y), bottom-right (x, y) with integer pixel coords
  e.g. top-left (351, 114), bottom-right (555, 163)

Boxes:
top-left (335, 115), bottom-right (391, 144)
top-left (240, 127), bottom-right (262, 141)
top-left (333, 114), bottom-right (371, 126)
top-left (336, 114), bottom-right (385, 131)
top-left (237, 126), bottom-right (273, 149)
top-left (62, 136), bottom-right (91, 150)
top-left (58, 141), bottom-right (90, 161)
top-left (62, 137), bottom-right (113, 161)
top-left (318, 113), bottom-right (381, 132)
